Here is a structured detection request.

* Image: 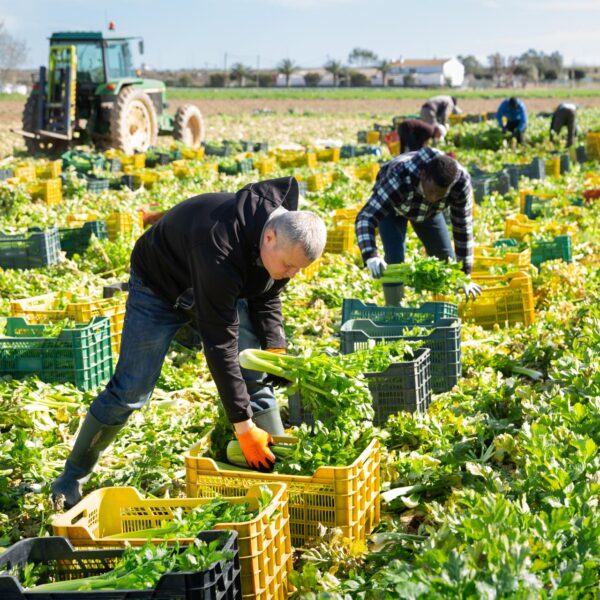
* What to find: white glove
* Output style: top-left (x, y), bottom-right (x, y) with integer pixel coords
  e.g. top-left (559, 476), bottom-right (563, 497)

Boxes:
top-left (460, 281), bottom-right (482, 302)
top-left (366, 257), bottom-right (387, 279)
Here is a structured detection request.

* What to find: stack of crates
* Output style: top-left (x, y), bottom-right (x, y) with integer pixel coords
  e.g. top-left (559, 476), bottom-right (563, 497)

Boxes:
top-left (0, 227), bottom-right (61, 269)
top-left (10, 289), bottom-right (127, 355)
top-left (51, 483), bottom-right (291, 600)
top-left (464, 271), bottom-right (535, 328)
top-left (35, 159), bottom-right (62, 179)
top-left (0, 316), bottom-right (113, 390)
top-left (185, 433), bottom-right (380, 548)
top-left (26, 178), bottom-right (63, 205)
top-left (340, 301), bottom-right (461, 394)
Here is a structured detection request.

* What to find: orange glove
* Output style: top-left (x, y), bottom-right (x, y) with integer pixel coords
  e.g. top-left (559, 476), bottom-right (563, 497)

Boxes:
top-left (236, 424), bottom-right (276, 471)
top-left (266, 348), bottom-right (286, 354)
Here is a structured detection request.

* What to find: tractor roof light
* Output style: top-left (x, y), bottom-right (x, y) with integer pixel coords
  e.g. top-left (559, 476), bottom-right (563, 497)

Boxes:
top-left (106, 83), bottom-right (116, 91)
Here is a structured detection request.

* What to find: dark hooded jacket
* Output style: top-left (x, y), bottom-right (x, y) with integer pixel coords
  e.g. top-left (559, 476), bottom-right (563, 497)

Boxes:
top-left (130, 176), bottom-right (299, 422)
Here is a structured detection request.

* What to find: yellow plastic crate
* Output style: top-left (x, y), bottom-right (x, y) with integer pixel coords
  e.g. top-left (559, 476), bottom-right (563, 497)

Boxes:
top-left (545, 157), bottom-right (561, 178)
top-left (275, 151), bottom-right (317, 169)
top-left (307, 172), bottom-right (333, 192)
top-left (300, 256), bottom-right (322, 280)
top-left (120, 153), bottom-right (146, 169)
top-left (449, 114), bottom-right (466, 125)
top-left (585, 132), bottom-right (600, 160)
top-left (35, 159), bottom-right (62, 179)
top-left (355, 163), bottom-right (380, 183)
top-left (10, 291), bottom-right (127, 355)
top-left (13, 162), bottom-right (36, 182)
top-left (584, 172), bottom-right (600, 188)
top-left (460, 271), bottom-right (535, 328)
top-left (504, 214), bottom-right (538, 241)
top-left (366, 130), bottom-right (380, 144)
top-left (51, 483), bottom-right (292, 600)
top-left (388, 140), bottom-right (400, 156)
top-left (473, 245), bottom-right (531, 272)
top-left (314, 147), bottom-right (341, 163)
top-left (132, 169), bottom-right (162, 189)
top-left (185, 435), bottom-right (380, 548)
top-left (67, 212), bottom-right (142, 241)
top-left (27, 178), bottom-right (63, 206)
top-left (333, 204), bottom-right (362, 225)
top-left (324, 221), bottom-right (356, 254)
top-left (180, 147), bottom-right (206, 160)
top-left (254, 156), bottom-right (276, 176)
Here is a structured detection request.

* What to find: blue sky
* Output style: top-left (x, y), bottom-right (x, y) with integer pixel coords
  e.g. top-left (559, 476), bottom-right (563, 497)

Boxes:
top-left (2, 0), bottom-right (599, 70)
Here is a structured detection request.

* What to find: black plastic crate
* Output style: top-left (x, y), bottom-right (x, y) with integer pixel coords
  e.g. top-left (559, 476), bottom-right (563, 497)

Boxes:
top-left (472, 176), bottom-right (491, 203)
top-left (524, 158), bottom-right (546, 180)
top-left (203, 143), bottom-right (234, 157)
top-left (0, 531), bottom-right (241, 600)
top-left (342, 299), bottom-right (458, 325)
top-left (575, 145), bottom-right (587, 163)
top-left (491, 169), bottom-right (511, 195)
top-left (59, 221), bottom-right (108, 258)
top-left (0, 227), bottom-right (61, 269)
top-left (289, 348), bottom-right (432, 427)
top-left (340, 318), bottom-right (461, 393)
top-left (102, 281), bottom-right (129, 299)
top-left (559, 154), bottom-right (570, 174)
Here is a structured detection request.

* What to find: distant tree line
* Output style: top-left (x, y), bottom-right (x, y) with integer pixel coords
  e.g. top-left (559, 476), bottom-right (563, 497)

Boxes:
top-left (459, 50), bottom-right (587, 85)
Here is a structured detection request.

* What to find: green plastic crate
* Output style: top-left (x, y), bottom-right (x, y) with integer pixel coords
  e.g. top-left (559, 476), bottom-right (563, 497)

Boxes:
top-left (0, 316), bottom-right (113, 390)
top-left (340, 318), bottom-right (461, 393)
top-left (531, 235), bottom-right (572, 268)
top-left (342, 299), bottom-right (458, 325)
top-left (0, 227), bottom-right (61, 269)
top-left (58, 221), bottom-right (108, 258)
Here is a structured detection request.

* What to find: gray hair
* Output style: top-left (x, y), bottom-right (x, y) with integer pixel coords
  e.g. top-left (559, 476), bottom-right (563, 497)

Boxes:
top-left (267, 210), bottom-right (327, 261)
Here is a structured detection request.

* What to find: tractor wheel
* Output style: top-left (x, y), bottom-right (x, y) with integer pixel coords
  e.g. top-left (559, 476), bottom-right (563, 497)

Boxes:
top-left (109, 86), bottom-right (158, 154)
top-left (173, 104), bottom-right (205, 148)
top-left (21, 93), bottom-right (67, 155)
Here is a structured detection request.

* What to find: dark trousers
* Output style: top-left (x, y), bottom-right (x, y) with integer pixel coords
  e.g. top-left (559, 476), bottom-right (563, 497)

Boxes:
top-left (378, 211), bottom-right (455, 264)
top-left (506, 121), bottom-right (524, 144)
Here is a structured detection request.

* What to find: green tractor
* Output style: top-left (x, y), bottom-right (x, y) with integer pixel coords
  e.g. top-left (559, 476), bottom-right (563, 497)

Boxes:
top-left (21, 30), bottom-right (204, 155)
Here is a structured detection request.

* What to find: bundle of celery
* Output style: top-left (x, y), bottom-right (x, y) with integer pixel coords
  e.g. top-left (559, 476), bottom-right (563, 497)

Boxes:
top-left (380, 256), bottom-right (466, 295)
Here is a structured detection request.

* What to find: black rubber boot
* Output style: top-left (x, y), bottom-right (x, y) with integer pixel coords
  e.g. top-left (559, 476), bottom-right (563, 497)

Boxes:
top-left (383, 283), bottom-right (405, 306)
top-left (51, 412), bottom-right (125, 511)
top-left (253, 406), bottom-right (285, 436)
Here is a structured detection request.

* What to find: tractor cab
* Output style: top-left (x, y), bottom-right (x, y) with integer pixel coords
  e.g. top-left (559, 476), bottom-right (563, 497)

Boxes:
top-left (21, 29), bottom-right (204, 155)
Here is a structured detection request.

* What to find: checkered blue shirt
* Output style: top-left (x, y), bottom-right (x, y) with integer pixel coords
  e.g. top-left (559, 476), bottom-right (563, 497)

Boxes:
top-left (355, 147), bottom-right (474, 274)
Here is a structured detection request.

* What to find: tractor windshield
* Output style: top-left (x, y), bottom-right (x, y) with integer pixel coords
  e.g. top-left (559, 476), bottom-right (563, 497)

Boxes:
top-left (72, 42), bottom-right (105, 84)
top-left (106, 41), bottom-right (135, 79)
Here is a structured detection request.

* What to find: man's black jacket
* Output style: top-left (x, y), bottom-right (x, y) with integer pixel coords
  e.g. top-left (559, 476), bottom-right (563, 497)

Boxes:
top-left (131, 176), bottom-right (299, 423)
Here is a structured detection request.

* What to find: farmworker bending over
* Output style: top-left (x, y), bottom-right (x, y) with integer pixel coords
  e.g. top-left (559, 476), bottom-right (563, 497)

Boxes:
top-left (52, 176), bottom-right (327, 509)
top-left (355, 148), bottom-right (481, 305)
top-left (398, 119), bottom-right (446, 154)
top-left (419, 95), bottom-right (461, 127)
top-left (550, 103), bottom-right (577, 148)
top-left (496, 96), bottom-right (528, 145)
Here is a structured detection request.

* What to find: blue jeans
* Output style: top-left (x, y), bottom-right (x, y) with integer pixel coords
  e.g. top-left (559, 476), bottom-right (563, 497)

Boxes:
top-left (91, 271), bottom-right (276, 426)
top-left (378, 211), bottom-right (455, 264)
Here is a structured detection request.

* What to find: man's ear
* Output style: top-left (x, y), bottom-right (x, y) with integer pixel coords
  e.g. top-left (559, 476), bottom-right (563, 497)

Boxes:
top-left (262, 227), bottom-right (277, 247)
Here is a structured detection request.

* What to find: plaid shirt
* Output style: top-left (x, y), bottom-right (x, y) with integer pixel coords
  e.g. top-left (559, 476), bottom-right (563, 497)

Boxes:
top-left (355, 147), bottom-right (474, 274)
